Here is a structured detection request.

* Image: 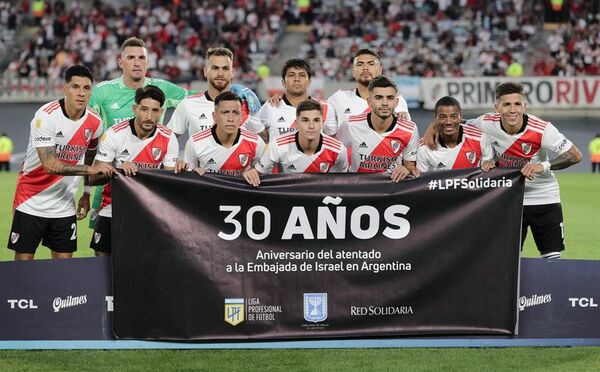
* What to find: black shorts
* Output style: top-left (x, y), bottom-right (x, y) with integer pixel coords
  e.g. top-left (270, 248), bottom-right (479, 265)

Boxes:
top-left (7, 210), bottom-right (77, 254)
top-left (521, 203), bottom-right (565, 254)
top-left (90, 215), bottom-right (112, 253)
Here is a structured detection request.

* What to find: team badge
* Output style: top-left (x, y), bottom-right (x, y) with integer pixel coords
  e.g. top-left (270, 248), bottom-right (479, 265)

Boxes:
top-left (304, 293), bottom-right (327, 323)
top-left (319, 162), bottom-right (330, 173)
top-left (224, 298), bottom-right (245, 326)
top-left (390, 139), bottom-right (401, 154)
top-left (10, 232), bottom-right (20, 244)
top-left (238, 153), bottom-right (250, 167)
top-left (521, 143), bottom-right (532, 155)
top-left (152, 147), bottom-right (162, 161)
top-left (465, 151), bottom-right (476, 164)
top-left (94, 232), bottom-right (101, 244)
top-left (84, 128), bottom-right (92, 141)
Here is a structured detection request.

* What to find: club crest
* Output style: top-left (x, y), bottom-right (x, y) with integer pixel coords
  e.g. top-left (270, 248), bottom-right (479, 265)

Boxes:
top-left (152, 147), bottom-right (162, 161)
top-left (304, 293), bottom-right (328, 323)
top-left (224, 298), bottom-right (245, 326)
top-left (84, 128), bottom-right (92, 141)
top-left (465, 151), bottom-right (476, 164)
top-left (10, 232), bottom-right (20, 244)
top-left (94, 232), bottom-right (101, 244)
top-left (238, 153), bottom-right (250, 167)
top-left (319, 162), bottom-right (330, 173)
top-left (521, 142), bottom-right (532, 155)
top-left (390, 139), bottom-right (401, 154)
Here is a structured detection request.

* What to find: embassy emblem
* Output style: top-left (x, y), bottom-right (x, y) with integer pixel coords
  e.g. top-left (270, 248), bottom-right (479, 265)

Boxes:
top-left (238, 153), bottom-right (250, 167)
top-left (152, 147), bottom-right (162, 160)
top-left (465, 151), bottom-right (476, 164)
top-left (390, 139), bottom-right (401, 154)
top-left (304, 293), bottom-right (327, 323)
top-left (521, 143), bottom-right (532, 155)
top-left (224, 298), bottom-right (245, 326)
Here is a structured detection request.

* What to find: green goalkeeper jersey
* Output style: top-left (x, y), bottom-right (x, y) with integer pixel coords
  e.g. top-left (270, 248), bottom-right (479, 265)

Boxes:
top-left (88, 76), bottom-right (195, 227)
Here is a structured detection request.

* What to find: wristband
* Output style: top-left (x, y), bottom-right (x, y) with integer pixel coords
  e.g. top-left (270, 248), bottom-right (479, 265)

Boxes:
top-left (541, 161), bottom-right (551, 173)
top-left (83, 185), bottom-right (92, 194)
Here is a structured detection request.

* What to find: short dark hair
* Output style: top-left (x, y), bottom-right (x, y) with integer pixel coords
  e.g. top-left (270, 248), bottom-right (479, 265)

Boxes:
top-left (64, 65), bottom-right (93, 83)
top-left (495, 82), bottom-right (523, 100)
top-left (206, 47), bottom-right (234, 61)
top-left (121, 37), bottom-right (145, 51)
top-left (434, 96), bottom-right (462, 115)
top-left (353, 48), bottom-right (380, 64)
top-left (282, 59), bottom-right (312, 80)
top-left (296, 99), bottom-right (322, 117)
top-left (214, 91), bottom-right (242, 107)
top-left (135, 85), bottom-right (165, 106)
top-left (368, 75), bottom-right (397, 93)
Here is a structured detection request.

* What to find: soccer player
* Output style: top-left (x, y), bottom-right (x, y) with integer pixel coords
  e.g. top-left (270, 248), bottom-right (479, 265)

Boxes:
top-left (252, 58), bottom-right (337, 141)
top-left (8, 65), bottom-right (114, 261)
top-left (326, 49), bottom-right (410, 136)
top-left (167, 47), bottom-right (261, 138)
top-left (417, 96), bottom-right (495, 172)
top-left (88, 86), bottom-right (181, 256)
top-left (184, 92), bottom-right (266, 176)
top-left (337, 76), bottom-right (419, 182)
top-left (243, 99), bottom-right (349, 186)
top-left (424, 82), bottom-right (582, 258)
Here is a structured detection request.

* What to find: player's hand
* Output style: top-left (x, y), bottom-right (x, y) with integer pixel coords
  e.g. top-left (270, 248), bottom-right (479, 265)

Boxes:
top-left (194, 167), bottom-right (206, 176)
top-left (76, 193), bottom-right (90, 220)
top-left (121, 161), bottom-right (138, 177)
top-left (174, 159), bottom-right (188, 173)
top-left (390, 165), bottom-right (410, 182)
top-left (521, 163), bottom-right (544, 180)
top-left (268, 92), bottom-right (283, 108)
top-left (88, 162), bottom-right (115, 178)
top-left (481, 160), bottom-right (496, 172)
top-left (243, 168), bottom-right (261, 187)
top-left (230, 84), bottom-right (261, 113)
top-left (397, 112), bottom-right (409, 120)
top-left (423, 120), bottom-right (440, 150)
top-left (407, 166), bottom-right (420, 178)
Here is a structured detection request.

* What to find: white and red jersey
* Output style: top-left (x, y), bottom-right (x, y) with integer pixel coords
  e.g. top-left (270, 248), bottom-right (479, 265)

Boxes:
top-left (338, 113), bottom-right (419, 173)
top-left (468, 113), bottom-right (573, 205)
top-left (167, 91), bottom-right (261, 137)
top-left (13, 99), bottom-right (103, 218)
top-left (255, 133), bottom-right (349, 174)
top-left (184, 127), bottom-right (266, 176)
top-left (417, 125), bottom-right (494, 172)
top-left (326, 88), bottom-right (410, 136)
top-left (95, 120), bottom-right (179, 218)
top-left (252, 96), bottom-right (337, 142)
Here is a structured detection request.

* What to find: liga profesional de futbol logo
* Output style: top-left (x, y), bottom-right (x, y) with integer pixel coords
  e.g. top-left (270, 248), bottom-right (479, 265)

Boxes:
top-left (224, 298), bottom-right (245, 326)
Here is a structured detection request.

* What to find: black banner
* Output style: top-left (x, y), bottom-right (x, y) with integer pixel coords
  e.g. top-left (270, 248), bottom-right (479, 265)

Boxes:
top-left (112, 169), bottom-right (524, 340)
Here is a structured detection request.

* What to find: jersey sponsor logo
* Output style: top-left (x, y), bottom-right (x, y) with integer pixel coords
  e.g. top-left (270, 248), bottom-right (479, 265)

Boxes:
top-left (94, 232), bottom-right (101, 244)
top-left (278, 127), bottom-right (295, 135)
top-left (34, 136), bottom-right (51, 142)
top-left (207, 158), bottom-right (216, 165)
top-left (120, 149), bottom-right (130, 156)
top-left (521, 143), bottom-right (532, 155)
top-left (319, 162), bottom-right (331, 173)
top-left (10, 232), bottom-right (19, 244)
top-left (239, 153), bottom-right (250, 167)
top-left (344, 108), bottom-right (351, 114)
top-left (390, 139), bottom-right (401, 154)
top-left (110, 102), bottom-right (120, 110)
top-left (359, 142), bottom-right (368, 149)
top-left (199, 113), bottom-right (207, 120)
top-left (277, 116), bottom-right (286, 122)
top-left (466, 151), bottom-right (476, 164)
top-left (84, 128), bottom-right (92, 141)
top-left (56, 131), bottom-right (64, 138)
top-left (436, 162), bottom-right (446, 169)
top-left (287, 164), bottom-right (297, 171)
top-left (152, 147), bottom-right (162, 161)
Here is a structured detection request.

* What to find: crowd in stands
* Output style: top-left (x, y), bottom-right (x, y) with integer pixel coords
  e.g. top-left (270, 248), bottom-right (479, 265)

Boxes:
top-left (2, 0), bottom-right (288, 88)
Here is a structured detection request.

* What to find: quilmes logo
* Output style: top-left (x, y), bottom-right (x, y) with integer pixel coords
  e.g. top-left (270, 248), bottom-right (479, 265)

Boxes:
top-left (304, 293), bottom-right (327, 323)
top-left (518, 293), bottom-right (552, 311)
top-left (224, 298), bottom-right (245, 326)
top-left (53, 295), bottom-right (88, 313)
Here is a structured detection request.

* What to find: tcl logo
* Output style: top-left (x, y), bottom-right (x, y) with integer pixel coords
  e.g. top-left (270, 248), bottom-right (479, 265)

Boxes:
top-left (7, 299), bottom-right (38, 309)
top-left (568, 298), bottom-right (598, 308)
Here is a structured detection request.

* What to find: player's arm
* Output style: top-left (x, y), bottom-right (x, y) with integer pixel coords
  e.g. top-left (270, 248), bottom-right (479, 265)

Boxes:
top-left (416, 145), bottom-right (430, 173)
top-left (402, 127), bottom-right (420, 178)
top-left (395, 95), bottom-right (411, 120)
top-left (36, 146), bottom-right (114, 176)
top-left (331, 143), bottom-right (349, 172)
top-left (479, 134), bottom-right (496, 172)
top-left (390, 162), bottom-right (410, 183)
top-left (88, 160), bottom-right (114, 185)
top-left (76, 144), bottom-right (101, 219)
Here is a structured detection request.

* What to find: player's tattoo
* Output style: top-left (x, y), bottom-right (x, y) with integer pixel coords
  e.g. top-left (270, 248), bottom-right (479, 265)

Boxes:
top-left (83, 148), bottom-right (96, 185)
top-left (550, 146), bottom-right (581, 170)
top-left (38, 146), bottom-right (89, 175)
